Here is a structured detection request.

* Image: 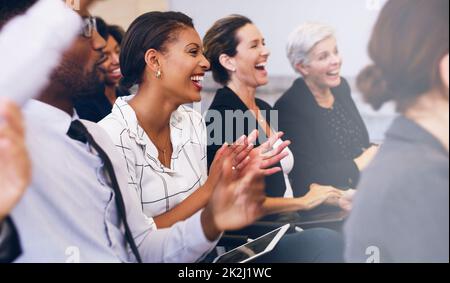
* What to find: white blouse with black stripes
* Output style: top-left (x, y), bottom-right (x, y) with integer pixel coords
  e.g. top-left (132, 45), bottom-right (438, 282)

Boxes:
top-left (99, 97), bottom-right (208, 222)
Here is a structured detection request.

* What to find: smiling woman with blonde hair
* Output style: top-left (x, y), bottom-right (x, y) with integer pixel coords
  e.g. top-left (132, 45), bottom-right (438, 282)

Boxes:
top-left (275, 22), bottom-right (375, 198)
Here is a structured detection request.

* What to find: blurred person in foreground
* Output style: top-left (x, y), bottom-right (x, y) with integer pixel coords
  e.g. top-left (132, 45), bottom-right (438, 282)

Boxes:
top-left (0, 0), bottom-right (88, 262)
top-left (345, 0), bottom-right (449, 263)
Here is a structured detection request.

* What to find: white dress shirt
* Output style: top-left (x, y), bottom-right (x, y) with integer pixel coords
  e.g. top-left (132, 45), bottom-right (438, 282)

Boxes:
top-left (0, 0), bottom-right (81, 105)
top-left (12, 100), bottom-right (217, 262)
top-left (99, 97), bottom-right (208, 220)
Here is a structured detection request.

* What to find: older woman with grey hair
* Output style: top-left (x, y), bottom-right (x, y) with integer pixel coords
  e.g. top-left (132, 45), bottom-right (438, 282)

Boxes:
top-left (274, 22), bottom-right (378, 199)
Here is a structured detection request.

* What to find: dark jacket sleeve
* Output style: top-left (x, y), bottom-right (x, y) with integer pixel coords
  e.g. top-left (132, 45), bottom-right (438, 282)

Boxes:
top-left (0, 217), bottom-right (21, 263)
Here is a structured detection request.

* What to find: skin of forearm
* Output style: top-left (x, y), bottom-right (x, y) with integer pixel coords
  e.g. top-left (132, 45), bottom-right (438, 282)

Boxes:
top-left (200, 206), bottom-right (222, 242)
top-left (262, 197), bottom-right (306, 216)
top-left (153, 180), bottom-right (214, 228)
top-left (353, 156), bottom-right (364, 171)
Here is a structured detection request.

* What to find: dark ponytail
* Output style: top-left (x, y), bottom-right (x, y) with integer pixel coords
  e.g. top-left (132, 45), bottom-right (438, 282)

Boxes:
top-left (357, 65), bottom-right (392, 111)
top-left (119, 11), bottom-right (194, 89)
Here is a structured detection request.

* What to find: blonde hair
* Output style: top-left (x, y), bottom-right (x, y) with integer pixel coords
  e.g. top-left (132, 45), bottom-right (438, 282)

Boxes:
top-left (286, 22), bottom-right (335, 72)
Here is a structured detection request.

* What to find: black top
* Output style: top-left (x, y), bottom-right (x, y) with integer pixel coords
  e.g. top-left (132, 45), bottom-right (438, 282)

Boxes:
top-left (74, 88), bottom-right (130, 123)
top-left (274, 77), bottom-right (370, 197)
top-left (0, 217), bottom-right (21, 263)
top-left (319, 97), bottom-right (369, 160)
top-left (345, 116), bottom-right (449, 262)
top-left (206, 86), bottom-right (287, 198)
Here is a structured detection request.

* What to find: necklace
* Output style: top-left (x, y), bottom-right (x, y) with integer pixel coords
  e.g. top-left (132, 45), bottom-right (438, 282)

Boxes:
top-left (153, 132), bottom-right (171, 167)
top-left (253, 107), bottom-right (273, 137)
top-left (256, 109), bottom-right (265, 123)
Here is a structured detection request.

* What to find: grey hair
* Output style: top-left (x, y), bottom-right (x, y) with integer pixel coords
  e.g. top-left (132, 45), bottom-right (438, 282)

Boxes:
top-left (286, 22), bottom-right (336, 73)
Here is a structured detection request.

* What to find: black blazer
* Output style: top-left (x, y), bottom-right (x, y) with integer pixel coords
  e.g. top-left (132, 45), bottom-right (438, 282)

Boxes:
top-left (274, 77), bottom-right (370, 197)
top-left (206, 87), bottom-right (287, 198)
top-left (0, 217), bottom-right (21, 263)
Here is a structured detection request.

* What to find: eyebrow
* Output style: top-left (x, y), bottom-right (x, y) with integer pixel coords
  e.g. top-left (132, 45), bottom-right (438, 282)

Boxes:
top-left (315, 47), bottom-right (336, 56)
top-left (103, 43), bottom-right (119, 51)
top-left (315, 46), bottom-right (338, 57)
top-left (185, 43), bottom-right (201, 50)
top-left (248, 38), bottom-right (265, 45)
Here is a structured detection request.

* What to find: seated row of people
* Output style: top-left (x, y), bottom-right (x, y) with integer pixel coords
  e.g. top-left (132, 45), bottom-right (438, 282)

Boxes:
top-left (0, 0), bottom-right (448, 263)
top-left (1, 0), bottom-right (343, 263)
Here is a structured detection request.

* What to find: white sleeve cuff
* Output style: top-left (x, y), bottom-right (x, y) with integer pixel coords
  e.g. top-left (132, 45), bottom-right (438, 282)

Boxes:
top-left (137, 210), bottom-right (221, 263)
top-left (185, 210), bottom-right (222, 262)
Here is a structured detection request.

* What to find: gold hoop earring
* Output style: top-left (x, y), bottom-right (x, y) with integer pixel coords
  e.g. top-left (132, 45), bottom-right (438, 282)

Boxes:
top-left (155, 69), bottom-right (162, 79)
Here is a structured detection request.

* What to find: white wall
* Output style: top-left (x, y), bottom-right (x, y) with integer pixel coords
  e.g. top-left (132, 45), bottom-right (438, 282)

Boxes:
top-left (90, 0), bottom-right (168, 29)
top-left (169, 0), bottom-right (387, 78)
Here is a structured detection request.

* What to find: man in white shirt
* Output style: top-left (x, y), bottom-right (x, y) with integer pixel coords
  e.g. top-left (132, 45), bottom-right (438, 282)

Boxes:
top-left (0, 0), bottom-right (88, 262)
top-left (9, 1), bottom-right (267, 262)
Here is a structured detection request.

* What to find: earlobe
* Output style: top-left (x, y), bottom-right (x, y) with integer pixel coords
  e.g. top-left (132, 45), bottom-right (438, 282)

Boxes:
top-left (219, 54), bottom-right (236, 72)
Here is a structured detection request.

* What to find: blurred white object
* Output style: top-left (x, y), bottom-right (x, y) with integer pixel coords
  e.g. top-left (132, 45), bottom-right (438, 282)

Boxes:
top-left (0, 0), bottom-right (81, 106)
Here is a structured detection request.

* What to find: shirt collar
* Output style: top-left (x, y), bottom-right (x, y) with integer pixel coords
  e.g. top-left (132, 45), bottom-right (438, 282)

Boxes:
top-left (111, 97), bottom-right (192, 171)
top-left (23, 99), bottom-right (76, 134)
top-left (111, 97), bottom-right (146, 145)
top-left (386, 116), bottom-right (449, 157)
top-left (171, 105), bottom-right (192, 151)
